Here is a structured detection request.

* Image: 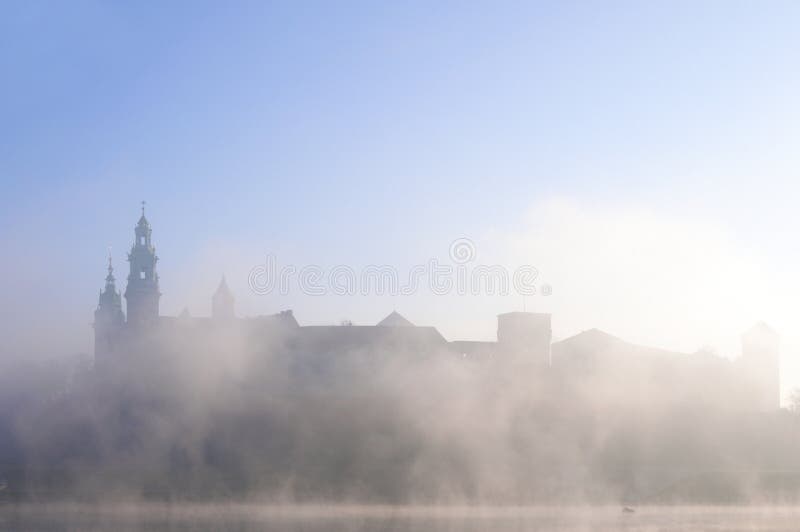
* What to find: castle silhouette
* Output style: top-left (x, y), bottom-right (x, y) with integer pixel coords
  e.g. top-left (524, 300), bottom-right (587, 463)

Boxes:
top-left (94, 208), bottom-right (781, 410)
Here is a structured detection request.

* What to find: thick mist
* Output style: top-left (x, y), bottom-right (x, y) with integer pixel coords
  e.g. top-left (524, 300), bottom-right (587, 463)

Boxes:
top-left (1, 319), bottom-right (798, 505)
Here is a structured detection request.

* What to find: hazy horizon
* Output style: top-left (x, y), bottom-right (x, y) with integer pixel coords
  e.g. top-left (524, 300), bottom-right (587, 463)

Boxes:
top-left (4, 1), bottom-right (800, 397)
top-left (3, 3), bottom-right (800, 523)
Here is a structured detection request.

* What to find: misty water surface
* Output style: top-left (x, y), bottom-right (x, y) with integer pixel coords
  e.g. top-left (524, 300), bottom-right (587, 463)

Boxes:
top-left (3, 505), bottom-right (800, 531)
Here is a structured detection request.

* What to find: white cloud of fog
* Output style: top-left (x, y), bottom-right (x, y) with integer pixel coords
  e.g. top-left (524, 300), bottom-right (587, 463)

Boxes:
top-left (488, 198), bottom-right (798, 400)
top-left (165, 198), bottom-right (800, 401)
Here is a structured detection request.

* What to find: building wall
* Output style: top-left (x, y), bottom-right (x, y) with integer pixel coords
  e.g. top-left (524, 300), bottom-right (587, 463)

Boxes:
top-left (496, 312), bottom-right (552, 365)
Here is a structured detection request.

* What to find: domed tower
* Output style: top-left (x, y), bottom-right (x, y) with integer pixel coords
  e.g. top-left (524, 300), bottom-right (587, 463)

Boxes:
top-left (124, 203), bottom-right (161, 327)
top-left (94, 253), bottom-right (125, 362)
top-left (212, 276), bottom-right (235, 320)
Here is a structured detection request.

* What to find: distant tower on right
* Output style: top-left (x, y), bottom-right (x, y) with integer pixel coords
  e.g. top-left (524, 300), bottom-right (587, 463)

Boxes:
top-left (212, 276), bottom-right (235, 320)
top-left (741, 322), bottom-right (780, 410)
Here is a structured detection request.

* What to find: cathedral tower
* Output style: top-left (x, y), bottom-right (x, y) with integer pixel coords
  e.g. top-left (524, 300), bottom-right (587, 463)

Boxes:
top-left (94, 253), bottom-right (125, 361)
top-left (124, 203), bottom-right (161, 327)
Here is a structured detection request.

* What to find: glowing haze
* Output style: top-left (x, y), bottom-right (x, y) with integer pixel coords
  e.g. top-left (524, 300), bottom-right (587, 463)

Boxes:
top-left (1, 3), bottom-right (799, 396)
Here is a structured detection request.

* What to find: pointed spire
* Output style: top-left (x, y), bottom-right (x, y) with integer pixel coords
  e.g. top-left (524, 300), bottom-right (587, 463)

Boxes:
top-left (212, 275), bottom-right (235, 319)
top-left (105, 247), bottom-right (115, 283)
top-left (98, 249), bottom-right (122, 310)
top-left (215, 275), bottom-right (231, 296)
top-left (137, 200), bottom-right (150, 228)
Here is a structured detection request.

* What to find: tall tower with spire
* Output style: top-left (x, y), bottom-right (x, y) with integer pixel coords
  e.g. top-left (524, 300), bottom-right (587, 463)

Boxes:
top-left (124, 202), bottom-right (161, 327)
top-left (94, 253), bottom-right (125, 362)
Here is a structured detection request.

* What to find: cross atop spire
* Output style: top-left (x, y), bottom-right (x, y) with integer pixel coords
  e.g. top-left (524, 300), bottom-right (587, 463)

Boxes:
top-left (136, 202), bottom-right (151, 230)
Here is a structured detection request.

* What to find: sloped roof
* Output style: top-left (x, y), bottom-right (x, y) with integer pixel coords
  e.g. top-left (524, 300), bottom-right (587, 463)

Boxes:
top-left (213, 276), bottom-right (234, 299)
top-left (552, 327), bottom-right (690, 366)
top-left (377, 311), bottom-right (415, 327)
top-left (552, 328), bottom-right (624, 351)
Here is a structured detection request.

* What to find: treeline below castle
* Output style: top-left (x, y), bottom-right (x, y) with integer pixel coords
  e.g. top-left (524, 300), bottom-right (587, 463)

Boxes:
top-left (2, 331), bottom-right (800, 505)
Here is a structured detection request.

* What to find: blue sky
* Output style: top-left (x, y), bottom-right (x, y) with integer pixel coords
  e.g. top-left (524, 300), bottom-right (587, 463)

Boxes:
top-left (2, 2), bottom-right (800, 389)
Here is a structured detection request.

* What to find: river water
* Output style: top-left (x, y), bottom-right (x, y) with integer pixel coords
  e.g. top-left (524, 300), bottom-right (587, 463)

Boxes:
top-left (3, 505), bottom-right (800, 531)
